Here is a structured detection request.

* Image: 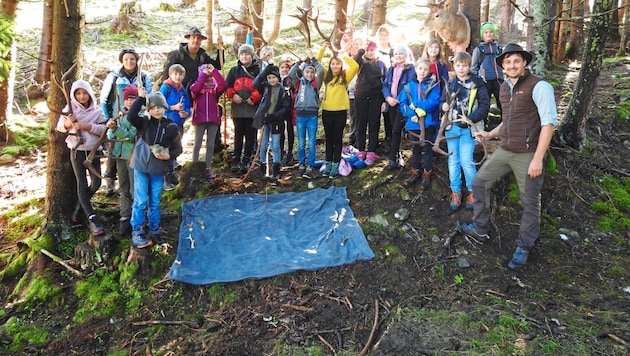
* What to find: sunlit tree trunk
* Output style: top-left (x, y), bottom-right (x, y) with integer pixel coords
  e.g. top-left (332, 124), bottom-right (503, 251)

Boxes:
top-left (557, 0), bottom-right (614, 150)
top-left (205, 0), bottom-right (215, 48)
top-left (553, 0), bottom-right (570, 63)
top-left (0, 0), bottom-right (17, 143)
top-left (371, 0), bottom-right (387, 35)
top-left (530, 0), bottom-right (554, 74)
top-left (334, 0), bottom-right (348, 47)
top-left (481, 0), bottom-right (489, 23)
top-left (35, 0), bottom-right (53, 84)
top-left (233, 0), bottom-right (249, 52)
top-left (500, 0), bottom-right (512, 35)
top-left (251, 0), bottom-right (264, 48)
top-left (45, 0), bottom-right (84, 242)
top-left (267, 0), bottom-right (282, 45)
top-left (462, 0), bottom-right (480, 52)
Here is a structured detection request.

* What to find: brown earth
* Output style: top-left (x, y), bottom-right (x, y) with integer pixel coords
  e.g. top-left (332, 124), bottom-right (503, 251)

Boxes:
top-left (1, 3), bottom-right (630, 355)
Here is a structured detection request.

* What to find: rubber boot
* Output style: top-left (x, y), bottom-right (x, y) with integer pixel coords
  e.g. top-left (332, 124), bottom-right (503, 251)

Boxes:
top-left (271, 163), bottom-right (281, 181)
top-left (260, 163), bottom-right (268, 181)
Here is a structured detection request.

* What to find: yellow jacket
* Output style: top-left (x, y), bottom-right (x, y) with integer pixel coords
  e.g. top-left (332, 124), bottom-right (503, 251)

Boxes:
top-left (317, 47), bottom-right (359, 111)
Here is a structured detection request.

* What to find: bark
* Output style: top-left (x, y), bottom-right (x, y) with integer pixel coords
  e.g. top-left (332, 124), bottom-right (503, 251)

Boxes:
top-left (618, 0), bottom-right (630, 56)
top-left (553, 0), bottom-right (570, 63)
top-left (481, 0), bottom-right (489, 23)
top-left (556, 0), bottom-right (614, 150)
top-left (232, 0), bottom-right (249, 53)
top-left (371, 0), bottom-right (387, 36)
top-left (334, 0), bottom-right (349, 46)
top-left (500, 0), bottom-right (512, 35)
top-left (251, 0), bottom-right (264, 48)
top-left (35, 0), bottom-right (53, 83)
top-left (567, 0), bottom-right (584, 59)
top-left (462, 0), bottom-right (480, 52)
top-left (531, 0), bottom-right (554, 74)
top-left (45, 0), bottom-right (84, 242)
top-left (205, 0), bottom-right (214, 48)
top-left (267, 0), bottom-right (282, 45)
top-left (0, 0), bottom-right (18, 143)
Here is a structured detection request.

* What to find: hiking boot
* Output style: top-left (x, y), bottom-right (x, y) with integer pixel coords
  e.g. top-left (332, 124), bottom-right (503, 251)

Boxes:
top-left (271, 163), bottom-right (281, 181)
top-left (88, 214), bottom-right (105, 236)
top-left (173, 161), bottom-right (182, 171)
top-left (298, 164), bottom-right (306, 178)
top-left (455, 221), bottom-right (490, 243)
top-left (230, 160), bottom-right (241, 172)
top-left (302, 166), bottom-right (313, 179)
top-left (163, 181), bottom-right (175, 191)
top-left (449, 192), bottom-right (462, 211)
top-left (118, 218), bottom-right (132, 236)
top-left (329, 162), bottom-right (339, 177)
top-left (419, 170), bottom-right (431, 190)
top-left (508, 246), bottom-right (530, 269)
top-left (132, 232), bottom-right (153, 249)
top-left (149, 230), bottom-right (165, 246)
top-left (321, 161), bottom-right (332, 176)
top-left (465, 193), bottom-right (474, 210)
top-left (365, 152), bottom-right (379, 165)
top-left (105, 179), bottom-right (116, 196)
top-left (403, 169), bottom-right (421, 187)
top-left (284, 152), bottom-right (295, 166)
top-left (240, 159), bottom-right (251, 173)
top-left (385, 159), bottom-right (398, 170)
top-left (260, 163), bottom-right (268, 181)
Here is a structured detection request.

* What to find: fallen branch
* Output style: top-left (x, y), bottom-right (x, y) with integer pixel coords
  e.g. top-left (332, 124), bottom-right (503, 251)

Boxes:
top-left (317, 334), bottom-right (336, 355)
top-left (598, 333), bottom-right (629, 348)
top-left (40, 248), bottom-right (84, 277)
top-left (281, 303), bottom-right (314, 313)
top-left (132, 320), bottom-right (200, 327)
top-left (358, 299), bottom-right (379, 356)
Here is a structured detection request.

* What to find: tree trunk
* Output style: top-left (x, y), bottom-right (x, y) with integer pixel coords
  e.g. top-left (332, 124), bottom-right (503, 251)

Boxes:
top-left (205, 0), bottom-right (214, 48)
top-left (480, 0), bottom-right (489, 23)
top-left (334, 0), bottom-right (349, 47)
top-left (553, 0), bottom-right (570, 63)
top-left (618, 0), bottom-right (630, 56)
top-left (45, 0), bottom-right (84, 242)
top-left (462, 0), bottom-right (480, 52)
top-left (530, 0), bottom-right (554, 75)
top-left (556, 0), bottom-right (614, 150)
top-left (35, 0), bottom-right (53, 84)
top-left (250, 0), bottom-right (264, 49)
top-left (267, 0), bottom-right (282, 45)
top-left (232, 0), bottom-right (249, 54)
top-left (500, 0), bottom-right (512, 35)
top-left (371, 0), bottom-right (387, 36)
top-left (566, 0), bottom-right (585, 59)
top-left (0, 0), bottom-right (18, 143)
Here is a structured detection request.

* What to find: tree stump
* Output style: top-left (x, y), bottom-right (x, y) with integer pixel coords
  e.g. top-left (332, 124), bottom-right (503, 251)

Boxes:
top-left (74, 231), bottom-right (114, 271)
top-left (127, 246), bottom-right (152, 274)
top-left (179, 161), bottom-right (208, 198)
top-left (88, 231), bottom-right (114, 262)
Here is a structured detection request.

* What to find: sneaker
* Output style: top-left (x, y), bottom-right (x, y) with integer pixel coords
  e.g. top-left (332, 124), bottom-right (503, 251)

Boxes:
top-left (321, 161), bottom-right (332, 176)
top-left (297, 164), bottom-right (306, 178)
top-left (385, 159), bottom-right (398, 170)
top-left (455, 221), bottom-right (490, 243)
top-left (365, 152), bottom-right (379, 165)
top-left (118, 218), bottom-right (132, 236)
top-left (230, 161), bottom-right (241, 172)
top-left (449, 192), bottom-right (462, 211)
top-left (302, 166), bottom-right (313, 179)
top-left (329, 162), bottom-right (339, 177)
top-left (508, 247), bottom-right (530, 269)
top-left (163, 181), bottom-right (175, 191)
top-left (173, 161), bottom-right (183, 171)
top-left (205, 168), bottom-right (216, 180)
top-left (403, 170), bottom-right (421, 187)
top-left (132, 232), bottom-right (153, 249)
top-left (88, 214), bottom-right (105, 236)
top-left (356, 151), bottom-right (367, 161)
top-left (284, 152), bottom-right (295, 166)
top-left (465, 193), bottom-right (474, 210)
top-left (419, 170), bottom-right (431, 190)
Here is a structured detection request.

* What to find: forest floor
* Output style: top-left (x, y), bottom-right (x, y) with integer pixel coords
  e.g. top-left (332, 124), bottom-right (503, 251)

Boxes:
top-left (1, 1), bottom-right (630, 355)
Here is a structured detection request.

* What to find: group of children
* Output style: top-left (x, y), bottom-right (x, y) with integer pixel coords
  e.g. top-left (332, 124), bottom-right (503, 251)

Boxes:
top-left (57, 22), bottom-right (504, 248)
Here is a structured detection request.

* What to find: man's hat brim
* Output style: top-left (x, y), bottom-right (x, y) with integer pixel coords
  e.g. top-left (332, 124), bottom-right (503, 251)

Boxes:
top-left (496, 43), bottom-right (534, 69)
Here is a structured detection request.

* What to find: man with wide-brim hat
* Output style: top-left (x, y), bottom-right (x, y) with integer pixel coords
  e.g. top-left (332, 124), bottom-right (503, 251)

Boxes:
top-left (161, 26), bottom-right (224, 89)
top-left (456, 42), bottom-right (558, 271)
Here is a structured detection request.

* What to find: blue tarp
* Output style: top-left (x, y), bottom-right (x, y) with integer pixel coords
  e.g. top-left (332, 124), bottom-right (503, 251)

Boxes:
top-left (168, 186), bottom-right (374, 285)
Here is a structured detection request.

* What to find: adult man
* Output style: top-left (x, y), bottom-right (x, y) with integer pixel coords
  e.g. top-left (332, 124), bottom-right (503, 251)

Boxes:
top-left (161, 26), bottom-right (223, 90)
top-left (456, 43), bottom-right (557, 270)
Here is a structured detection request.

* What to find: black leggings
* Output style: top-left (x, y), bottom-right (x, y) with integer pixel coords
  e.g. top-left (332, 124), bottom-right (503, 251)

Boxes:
top-left (281, 115), bottom-right (295, 154)
top-left (387, 106), bottom-right (405, 161)
top-left (322, 110), bottom-right (347, 163)
top-left (70, 150), bottom-right (101, 217)
top-left (408, 126), bottom-right (437, 172)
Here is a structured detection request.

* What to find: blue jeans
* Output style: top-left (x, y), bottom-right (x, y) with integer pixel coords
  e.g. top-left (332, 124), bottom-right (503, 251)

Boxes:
top-left (259, 124), bottom-right (281, 164)
top-left (445, 125), bottom-right (477, 193)
top-left (296, 115), bottom-right (318, 166)
top-left (131, 170), bottom-right (164, 236)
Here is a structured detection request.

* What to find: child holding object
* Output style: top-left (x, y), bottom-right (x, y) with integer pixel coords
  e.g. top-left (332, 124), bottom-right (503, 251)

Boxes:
top-left (189, 63), bottom-right (227, 180)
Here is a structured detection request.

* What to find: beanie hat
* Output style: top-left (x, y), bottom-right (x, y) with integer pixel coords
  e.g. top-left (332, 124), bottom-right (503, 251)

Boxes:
top-left (119, 48), bottom-right (139, 63)
top-left (123, 85), bottom-right (138, 100)
top-left (366, 41), bottom-right (378, 50)
top-left (393, 44), bottom-right (408, 56)
top-left (146, 92), bottom-right (168, 110)
top-left (238, 44), bottom-right (255, 56)
top-left (266, 65), bottom-right (281, 80)
top-left (480, 22), bottom-right (497, 37)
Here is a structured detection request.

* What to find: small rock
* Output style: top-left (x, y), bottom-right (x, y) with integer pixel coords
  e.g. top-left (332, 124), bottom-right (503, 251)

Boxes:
top-left (0, 154), bottom-right (16, 165)
top-left (558, 228), bottom-right (579, 239)
top-left (457, 258), bottom-right (470, 268)
top-left (623, 286), bottom-right (630, 294)
top-left (624, 140), bottom-right (630, 150)
top-left (431, 235), bottom-right (441, 243)
top-left (455, 247), bottom-right (469, 255)
top-left (307, 182), bottom-right (317, 189)
top-left (368, 214), bottom-right (389, 227)
top-left (394, 208), bottom-right (409, 221)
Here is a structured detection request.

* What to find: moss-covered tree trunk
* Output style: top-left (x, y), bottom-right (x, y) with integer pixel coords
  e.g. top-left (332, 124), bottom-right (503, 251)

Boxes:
top-left (45, 0), bottom-right (84, 242)
top-left (556, 0), bottom-right (614, 150)
top-left (0, 0), bottom-right (18, 144)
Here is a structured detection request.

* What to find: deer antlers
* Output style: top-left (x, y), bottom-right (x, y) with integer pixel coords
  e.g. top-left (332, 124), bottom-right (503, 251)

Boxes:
top-left (48, 61), bottom-right (78, 116)
top-left (227, 13), bottom-right (268, 46)
top-left (290, 6), bottom-right (313, 48)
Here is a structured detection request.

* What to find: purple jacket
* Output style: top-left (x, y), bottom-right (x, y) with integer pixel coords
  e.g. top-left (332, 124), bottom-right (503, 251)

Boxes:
top-left (190, 68), bottom-right (227, 125)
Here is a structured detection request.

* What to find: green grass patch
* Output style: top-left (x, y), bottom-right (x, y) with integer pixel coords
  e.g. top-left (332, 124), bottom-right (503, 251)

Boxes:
top-left (590, 176), bottom-right (630, 231)
top-left (1, 120), bottom-right (47, 156)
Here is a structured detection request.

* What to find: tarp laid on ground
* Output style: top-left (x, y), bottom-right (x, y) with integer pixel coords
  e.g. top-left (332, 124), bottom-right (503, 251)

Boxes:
top-left (168, 186), bottom-right (374, 285)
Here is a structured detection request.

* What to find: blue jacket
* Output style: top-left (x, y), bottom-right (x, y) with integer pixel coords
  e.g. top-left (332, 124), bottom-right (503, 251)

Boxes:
top-left (398, 75), bottom-right (441, 131)
top-left (159, 80), bottom-right (191, 126)
top-left (382, 63), bottom-right (416, 113)
top-left (443, 75), bottom-right (490, 128)
top-left (289, 58), bottom-right (324, 117)
top-left (471, 41), bottom-right (503, 81)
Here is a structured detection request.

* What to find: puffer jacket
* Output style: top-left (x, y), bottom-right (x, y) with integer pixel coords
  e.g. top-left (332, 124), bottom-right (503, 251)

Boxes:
top-left (226, 60), bottom-right (261, 119)
top-left (398, 75), bottom-right (441, 131)
top-left (190, 68), bottom-right (227, 126)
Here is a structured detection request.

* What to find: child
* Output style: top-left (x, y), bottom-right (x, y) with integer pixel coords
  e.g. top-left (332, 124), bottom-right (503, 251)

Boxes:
top-left (317, 41), bottom-right (359, 177)
top-left (289, 48), bottom-right (324, 179)
top-left (353, 41), bottom-right (386, 165)
top-left (226, 44), bottom-right (261, 173)
top-left (189, 63), bottom-right (227, 180)
top-left (382, 44), bottom-right (416, 171)
top-left (442, 51), bottom-right (490, 211)
top-left (160, 64), bottom-right (191, 190)
top-left (422, 39), bottom-right (449, 87)
top-left (397, 58), bottom-right (441, 189)
top-left (471, 22), bottom-right (503, 122)
top-left (253, 65), bottom-right (291, 181)
top-left (55, 80), bottom-right (107, 236)
top-left (278, 58), bottom-right (296, 165)
top-left (127, 90), bottom-right (182, 248)
top-left (105, 84), bottom-right (138, 236)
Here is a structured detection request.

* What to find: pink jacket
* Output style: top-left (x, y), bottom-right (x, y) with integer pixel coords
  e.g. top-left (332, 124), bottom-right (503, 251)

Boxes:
top-left (190, 68), bottom-right (227, 125)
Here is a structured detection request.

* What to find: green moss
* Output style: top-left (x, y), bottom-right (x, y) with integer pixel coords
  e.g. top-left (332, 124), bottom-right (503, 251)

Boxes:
top-left (382, 243), bottom-right (406, 265)
top-left (0, 121), bottom-right (47, 155)
top-left (3, 316), bottom-right (49, 352)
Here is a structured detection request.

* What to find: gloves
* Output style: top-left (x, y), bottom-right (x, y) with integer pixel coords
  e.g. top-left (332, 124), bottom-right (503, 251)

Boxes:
top-left (414, 108), bottom-right (427, 117)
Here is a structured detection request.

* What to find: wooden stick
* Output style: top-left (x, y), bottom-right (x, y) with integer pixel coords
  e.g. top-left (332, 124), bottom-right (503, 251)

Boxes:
top-left (40, 248), bottom-right (84, 277)
top-left (132, 320), bottom-right (199, 327)
top-left (317, 334), bottom-right (336, 355)
top-left (358, 299), bottom-right (379, 356)
top-left (281, 303), bottom-right (314, 313)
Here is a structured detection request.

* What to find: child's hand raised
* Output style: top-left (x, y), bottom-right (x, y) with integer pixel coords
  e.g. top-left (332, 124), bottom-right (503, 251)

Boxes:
top-left (204, 64), bottom-right (214, 74)
top-left (138, 86), bottom-right (147, 98)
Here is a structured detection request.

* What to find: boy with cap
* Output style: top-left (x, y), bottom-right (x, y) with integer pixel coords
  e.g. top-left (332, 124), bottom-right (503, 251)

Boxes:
top-left (253, 65), bottom-right (291, 181)
top-left (456, 43), bottom-right (557, 270)
top-left (226, 43), bottom-right (261, 173)
top-left (472, 22), bottom-right (503, 126)
top-left (106, 85), bottom-right (138, 236)
top-left (127, 89), bottom-right (182, 248)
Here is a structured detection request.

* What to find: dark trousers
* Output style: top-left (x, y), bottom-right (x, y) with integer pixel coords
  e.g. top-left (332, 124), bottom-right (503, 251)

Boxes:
top-left (322, 110), bottom-right (347, 163)
top-left (355, 93), bottom-right (385, 152)
top-left (408, 126), bottom-right (437, 171)
top-left (233, 117), bottom-right (257, 162)
top-left (70, 149), bottom-right (101, 217)
top-left (387, 106), bottom-right (405, 161)
top-left (280, 115), bottom-right (295, 155)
